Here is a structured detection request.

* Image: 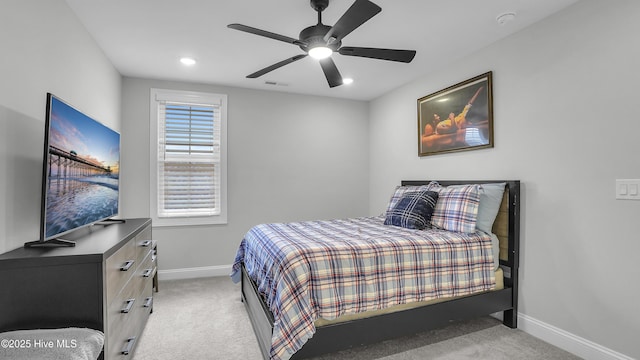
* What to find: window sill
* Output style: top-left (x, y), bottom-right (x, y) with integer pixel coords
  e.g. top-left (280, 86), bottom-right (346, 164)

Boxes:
top-left (151, 214), bottom-right (227, 227)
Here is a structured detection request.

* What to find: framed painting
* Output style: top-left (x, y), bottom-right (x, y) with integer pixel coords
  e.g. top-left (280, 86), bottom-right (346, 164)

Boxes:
top-left (417, 71), bottom-right (493, 156)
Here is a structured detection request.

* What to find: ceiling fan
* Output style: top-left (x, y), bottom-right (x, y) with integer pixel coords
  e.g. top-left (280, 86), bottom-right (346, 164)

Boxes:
top-left (228, 0), bottom-right (417, 88)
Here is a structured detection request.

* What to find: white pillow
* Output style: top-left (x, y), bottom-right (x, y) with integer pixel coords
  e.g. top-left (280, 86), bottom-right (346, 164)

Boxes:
top-left (475, 183), bottom-right (506, 234)
top-left (0, 328), bottom-right (104, 360)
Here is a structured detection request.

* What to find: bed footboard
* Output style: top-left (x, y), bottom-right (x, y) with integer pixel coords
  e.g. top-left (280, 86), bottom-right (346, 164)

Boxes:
top-left (294, 289), bottom-right (513, 359)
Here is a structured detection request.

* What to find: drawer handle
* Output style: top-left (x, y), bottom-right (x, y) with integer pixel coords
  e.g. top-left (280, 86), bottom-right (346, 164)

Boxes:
top-left (142, 268), bottom-right (153, 278)
top-left (120, 260), bottom-right (135, 271)
top-left (121, 298), bottom-right (136, 313)
top-left (143, 297), bottom-right (153, 308)
top-left (121, 337), bottom-right (136, 355)
top-left (140, 240), bottom-right (152, 247)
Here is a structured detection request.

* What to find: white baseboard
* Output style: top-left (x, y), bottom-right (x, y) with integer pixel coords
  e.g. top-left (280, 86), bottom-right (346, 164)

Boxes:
top-left (158, 264), bottom-right (232, 281)
top-left (517, 313), bottom-right (634, 360)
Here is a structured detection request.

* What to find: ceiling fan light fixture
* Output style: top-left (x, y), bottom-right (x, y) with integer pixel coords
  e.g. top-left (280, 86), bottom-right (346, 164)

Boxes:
top-left (308, 46), bottom-right (333, 60)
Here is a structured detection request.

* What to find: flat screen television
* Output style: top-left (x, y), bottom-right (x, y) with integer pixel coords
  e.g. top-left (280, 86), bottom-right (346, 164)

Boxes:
top-left (25, 93), bottom-right (121, 248)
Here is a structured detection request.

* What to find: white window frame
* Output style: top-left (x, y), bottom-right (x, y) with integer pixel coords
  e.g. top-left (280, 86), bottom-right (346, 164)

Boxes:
top-left (150, 88), bottom-right (227, 226)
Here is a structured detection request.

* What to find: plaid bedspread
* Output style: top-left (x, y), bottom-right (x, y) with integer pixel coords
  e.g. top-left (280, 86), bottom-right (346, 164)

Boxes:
top-left (230, 216), bottom-right (495, 360)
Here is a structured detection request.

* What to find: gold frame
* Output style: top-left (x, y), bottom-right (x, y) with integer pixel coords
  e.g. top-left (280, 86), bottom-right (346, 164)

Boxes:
top-left (417, 72), bottom-right (494, 156)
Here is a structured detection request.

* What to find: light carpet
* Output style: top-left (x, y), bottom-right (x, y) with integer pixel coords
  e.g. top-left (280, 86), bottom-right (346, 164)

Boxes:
top-left (134, 277), bottom-right (581, 360)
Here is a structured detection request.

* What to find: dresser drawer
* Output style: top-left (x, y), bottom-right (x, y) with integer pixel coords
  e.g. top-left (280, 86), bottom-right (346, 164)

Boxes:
top-left (107, 277), bottom-right (144, 337)
top-left (134, 227), bottom-right (153, 262)
top-left (138, 249), bottom-right (155, 283)
top-left (106, 273), bottom-right (147, 356)
top-left (106, 240), bottom-right (153, 306)
top-left (107, 291), bottom-right (152, 359)
top-left (108, 333), bottom-right (140, 360)
top-left (106, 268), bottom-right (153, 358)
top-left (107, 301), bottom-right (143, 360)
top-left (105, 240), bottom-right (137, 304)
top-left (135, 279), bottom-right (154, 337)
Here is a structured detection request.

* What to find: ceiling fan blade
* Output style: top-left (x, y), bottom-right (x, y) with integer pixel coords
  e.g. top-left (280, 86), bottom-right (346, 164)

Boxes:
top-left (338, 47), bottom-right (416, 63)
top-left (247, 54), bottom-right (308, 78)
top-left (319, 57), bottom-right (343, 88)
top-left (228, 23), bottom-right (304, 46)
top-left (324, 0), bottom-right (381, 43)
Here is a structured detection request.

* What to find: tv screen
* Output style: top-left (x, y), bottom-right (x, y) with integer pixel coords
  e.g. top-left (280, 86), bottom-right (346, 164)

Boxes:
top-left (38, 93), bottom-right (120, 243)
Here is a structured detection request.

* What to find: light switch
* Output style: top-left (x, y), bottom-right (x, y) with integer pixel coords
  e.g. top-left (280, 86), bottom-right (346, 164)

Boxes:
top-left (616, 179), bottom-right (640, 200)
top-left (619, 184), bottom-right (628, 195)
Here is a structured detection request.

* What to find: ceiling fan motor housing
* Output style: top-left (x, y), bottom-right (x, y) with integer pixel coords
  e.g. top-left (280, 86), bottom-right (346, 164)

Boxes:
top-left (299, 24), bottom-right (341, 52)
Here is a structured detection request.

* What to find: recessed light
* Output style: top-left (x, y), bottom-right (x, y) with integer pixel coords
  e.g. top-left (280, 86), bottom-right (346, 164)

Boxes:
top-left (342, 78), bottom-right (354, 85)
top-left (180, 57), bottom-right (197, 66)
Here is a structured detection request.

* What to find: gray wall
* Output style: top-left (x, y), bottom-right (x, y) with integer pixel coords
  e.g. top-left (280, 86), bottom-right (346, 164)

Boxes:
top-left (368, 0), bottom-right (639, 358)
top-left (0, 0), bottom-right (121, 254)
top-left (120, 78), bottom-right (369, 270)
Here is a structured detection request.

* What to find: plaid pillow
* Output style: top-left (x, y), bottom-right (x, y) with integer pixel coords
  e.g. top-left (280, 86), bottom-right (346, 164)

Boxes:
top-left (384, 182), bottom-right (439, 216)
top-left (430, 184), bottom-right (480, 233)
top-left (384, 190), bottom-right (439, 230)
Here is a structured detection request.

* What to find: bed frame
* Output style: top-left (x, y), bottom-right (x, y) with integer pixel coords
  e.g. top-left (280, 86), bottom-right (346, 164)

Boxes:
top-left (240, 180), bottom-right (520, 359)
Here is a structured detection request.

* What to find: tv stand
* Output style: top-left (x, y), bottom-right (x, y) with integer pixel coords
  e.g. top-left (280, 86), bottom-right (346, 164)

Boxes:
top-left (24, 238), bottom-right (76, 248)
top-left (0, 218), bottom-right (156, 360)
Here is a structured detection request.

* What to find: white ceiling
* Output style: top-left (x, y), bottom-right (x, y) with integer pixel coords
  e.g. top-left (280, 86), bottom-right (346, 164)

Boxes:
top-left (64, 0), bottom-right (578, 101)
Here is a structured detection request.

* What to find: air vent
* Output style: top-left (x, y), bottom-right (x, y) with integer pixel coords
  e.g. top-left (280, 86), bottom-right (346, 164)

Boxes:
top-left (264, 81), bottom-right (289, 87)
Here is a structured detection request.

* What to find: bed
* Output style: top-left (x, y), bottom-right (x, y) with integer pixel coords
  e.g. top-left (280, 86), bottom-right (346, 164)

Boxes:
top-left (231, 180), bottom-right (520, 360)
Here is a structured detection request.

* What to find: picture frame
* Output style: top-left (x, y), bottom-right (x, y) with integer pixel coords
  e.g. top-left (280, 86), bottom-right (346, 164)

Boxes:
top-left (417, 71), bottom-right (493, 156)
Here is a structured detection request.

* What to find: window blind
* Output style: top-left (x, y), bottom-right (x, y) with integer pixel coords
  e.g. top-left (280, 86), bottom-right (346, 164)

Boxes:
top-left (157, 101), bottom-right (221, 217)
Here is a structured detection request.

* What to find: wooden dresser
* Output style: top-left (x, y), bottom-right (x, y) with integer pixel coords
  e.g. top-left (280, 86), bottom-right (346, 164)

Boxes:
top-left (0, 218), bottom-right (156, 360)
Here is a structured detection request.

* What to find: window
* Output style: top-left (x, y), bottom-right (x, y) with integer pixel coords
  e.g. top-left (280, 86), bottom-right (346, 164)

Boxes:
top-left (150, 89), bottom-right (227, 226)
